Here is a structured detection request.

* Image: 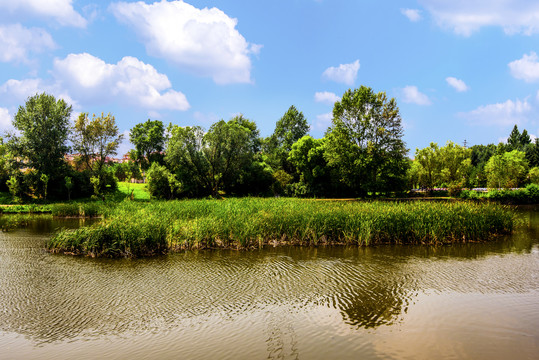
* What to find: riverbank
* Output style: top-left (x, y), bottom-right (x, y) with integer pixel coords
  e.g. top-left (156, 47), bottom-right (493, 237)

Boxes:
top-left (47, 198), bottom-right (515, 258)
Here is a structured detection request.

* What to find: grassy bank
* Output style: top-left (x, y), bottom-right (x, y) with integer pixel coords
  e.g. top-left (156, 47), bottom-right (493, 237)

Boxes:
top-left (47, 198), bottom-right (515, 258)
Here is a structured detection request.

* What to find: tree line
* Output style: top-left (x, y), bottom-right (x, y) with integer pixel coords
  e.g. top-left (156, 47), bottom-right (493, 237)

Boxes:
top-left (1, 88), bottom-right (534, 202)
top-left (410, 125), bottom-right (539, 194)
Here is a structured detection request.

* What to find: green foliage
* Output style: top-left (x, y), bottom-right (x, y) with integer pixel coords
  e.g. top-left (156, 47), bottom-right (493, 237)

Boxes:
top-left (528, 167), bottom-right (539, 184)
top-left (6, 175), bottom-right (22, 203)
top-left (288, 136), bottom-right (332, 196)
top-left (166, 115), bottom-right (260, 197)
top-left (8, 93), bottom-right (71, 198)
top-left (48, 199), bottom-right (514, 258)
top-left (129, 119), bottom-right (166, 170)
top-left (265, 105), bottom-right (310, 171)
top-left (65, 176), bottom-right (73, 201)
top-left (272, 169), bottom-right (294, 195)
top-left (146, 162), bottom-right (181, 200)
top-left (40, 173), bottom-right (49, 200)
top-left (485, 150), bottom-right (528, 188)
top-left (325, 86), bottom-right (408, 196)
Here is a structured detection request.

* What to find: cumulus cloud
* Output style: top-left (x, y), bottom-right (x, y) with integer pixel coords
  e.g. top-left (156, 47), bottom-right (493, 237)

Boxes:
top-left (508, 52), bottom-right (539, 82)
top-left (110, 0), bottom-right (260, 84)
top-left (446, 77), bottom-right (469, 92)
top-left (52, 53), bottom-right (190, 111)
top-left (0, 53), bottom-right (189, 113)
top-left (401, 8), bottom-right (422, 22)
top-left (401, 86), bottom-right (431, 105)
top-left (0, 78), bottom-right (77, 107)
top-left (0, 107), bottom-right (11, 130)
top-left (0, 0), bottom-right (87, 28)
top-left (420, 0), bottom-right (539, 36)
top-left (314, 91), bottom-right (340, 105)
top-left (459, 98), bottom-right (531, 126)
top-left (0, 24), bottom-right (55, 64)
top-left (322, 60), bottom-right (360, 85)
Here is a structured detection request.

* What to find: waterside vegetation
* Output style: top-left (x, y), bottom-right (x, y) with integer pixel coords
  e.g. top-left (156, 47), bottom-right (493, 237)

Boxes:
top-left (47, 198), bottom-right (514, 258)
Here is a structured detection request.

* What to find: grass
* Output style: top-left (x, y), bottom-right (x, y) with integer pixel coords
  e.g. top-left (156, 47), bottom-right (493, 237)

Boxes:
top-left (47, 198), bottom-right (515, 258)
top-left (113, 182), bottom-right (150, 201)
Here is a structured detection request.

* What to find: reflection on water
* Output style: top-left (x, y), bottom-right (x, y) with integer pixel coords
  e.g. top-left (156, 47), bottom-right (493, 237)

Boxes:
top-left (0, 210), bottom-right (538, 359)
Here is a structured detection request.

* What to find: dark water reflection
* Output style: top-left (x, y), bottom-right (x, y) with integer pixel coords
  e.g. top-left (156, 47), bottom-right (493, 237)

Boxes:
top-left (0, 209), bottom-right (538, 359)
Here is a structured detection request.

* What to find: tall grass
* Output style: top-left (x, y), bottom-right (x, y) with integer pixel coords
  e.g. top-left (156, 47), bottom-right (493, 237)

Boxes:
top-left (47, 198), bottom-right (515, 258)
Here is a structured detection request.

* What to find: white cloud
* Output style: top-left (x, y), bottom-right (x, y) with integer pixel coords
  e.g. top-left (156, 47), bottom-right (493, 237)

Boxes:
top-left (446, 77), bottom-right (469, 92)
top-left (401, 8), bottom-right (422, 22)
top-left (313, 112), bottom-right (333, 130)
top-left (0, 0), bottom-right (87, 28)
top-left (401, 86), bottom-right (431, 105)
top-left (322, 60), bottom-right (360, 85)
top-left (459, 98), bottom-right (531, 126)
top-left (314, 91), bottom-right (340, 105)
top-left (110, 0), bottom-right (259, 84)
top-left (0, 78), bottom-right (77, 107)
top-left (420, 0), bottom-right (539, 36)
top-left (508, 52), bottom-right (539, 82)
top-left (0, 107), bottom-right (11, 130)
top-left (0, 24), bottom-right (55, 64)
top-left (52, 53), bottom-right (190, 111)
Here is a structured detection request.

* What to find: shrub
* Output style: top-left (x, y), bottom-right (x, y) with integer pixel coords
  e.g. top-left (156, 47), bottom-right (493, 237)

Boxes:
top-left (147, 162), bottom-right (181, 200)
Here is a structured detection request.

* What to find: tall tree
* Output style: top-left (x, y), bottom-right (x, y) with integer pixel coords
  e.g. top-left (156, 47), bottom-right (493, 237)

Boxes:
top-left (438, 141), bottom-right (472, 187)
top-left (129, 119), bottom-right (166, 170)
top-left (9, 93), bottom-right (71, 196)
top-left (72, 112), bottom-right (123, 175)
top-left (414, 143), bottom-right (442, 190)
top-left (485, 150), bottom-right (528, 188)
top-left (165, 125), bottom-right (208, 197)
top-left (288, 136), bottom-right (332, 196)
top-left (265, 105), bottom-right (309, 170)
top-left (166, 116), bottom-right (260, 197)
top-left (324, 86), bottom-right (408, 196)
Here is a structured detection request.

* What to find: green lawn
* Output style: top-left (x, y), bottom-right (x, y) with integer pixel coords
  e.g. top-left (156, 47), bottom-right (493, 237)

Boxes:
top-left (114, 181), bottom-right (150, 201)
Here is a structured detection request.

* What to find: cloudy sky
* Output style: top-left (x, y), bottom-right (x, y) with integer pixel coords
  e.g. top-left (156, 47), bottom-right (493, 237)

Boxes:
top-left (1, 0), bottom-right (539, 155)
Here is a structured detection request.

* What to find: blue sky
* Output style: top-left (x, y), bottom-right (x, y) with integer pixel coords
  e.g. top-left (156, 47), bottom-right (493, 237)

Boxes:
top-left (1, 0), bottom-right (539, 156)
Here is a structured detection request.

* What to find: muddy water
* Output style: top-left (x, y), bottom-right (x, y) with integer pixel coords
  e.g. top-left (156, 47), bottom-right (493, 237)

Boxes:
top-left (0, 210), bottom-right (538, 360)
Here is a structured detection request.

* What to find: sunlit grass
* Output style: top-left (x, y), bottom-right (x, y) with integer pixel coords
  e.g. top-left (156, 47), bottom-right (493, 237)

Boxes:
top-left (48, 198), bottom-right (515, 258)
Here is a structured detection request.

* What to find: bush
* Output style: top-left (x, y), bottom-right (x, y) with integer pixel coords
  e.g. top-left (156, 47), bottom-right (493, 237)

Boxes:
top-left (147, 162), bottom-right (181, 200)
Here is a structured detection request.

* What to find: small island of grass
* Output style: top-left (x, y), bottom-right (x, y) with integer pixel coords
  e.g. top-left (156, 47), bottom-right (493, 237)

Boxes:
top-left (47, 198), bottom-right (514, 258)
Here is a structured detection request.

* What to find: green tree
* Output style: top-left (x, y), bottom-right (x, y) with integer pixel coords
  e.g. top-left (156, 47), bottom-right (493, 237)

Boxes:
top-left (485, 150), bottom-right (528, 188)
top-left (507, 125), bottom-right (531, 152)
top-left (129, 119), bottom-right (166, 170)
top-left (9, 93), bottom-right (71, 197)
top-left (166, 116), bottom-right (262, 197)
top-left (325, 86), bottom-right (408, 196)
top-left (288, 136), bottom-right (332, 196)
top-left (265, 105), bottom-right (310, 169)
top-left (528, 167), bottom-right (539, 184)
top-left (413, 143), bottom-right (442, 190)
top-left (147, 162), bottom-right (181, 199)
top-left (438, 141), bottom-right (472, 187)
top-left (72, 112), bottom-right (123, 193)
top-left (166, 125), bottom-right (209, 197)
top-left (72, 113), bottom-right (123, 172)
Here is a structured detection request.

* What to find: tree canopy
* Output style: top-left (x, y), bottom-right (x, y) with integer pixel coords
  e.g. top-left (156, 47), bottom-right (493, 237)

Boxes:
top-left (129, 119), bottom-right (167, 170)
top-left (324, 86), bottom-right (408, 195)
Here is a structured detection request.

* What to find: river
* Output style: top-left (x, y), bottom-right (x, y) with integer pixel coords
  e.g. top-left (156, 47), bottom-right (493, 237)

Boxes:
top-left (0, 207), bottom-right (538, 359)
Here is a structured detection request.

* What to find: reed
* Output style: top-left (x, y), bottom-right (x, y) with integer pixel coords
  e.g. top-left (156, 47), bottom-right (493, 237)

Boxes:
top-left (47, 198), bottom-right (515, 257)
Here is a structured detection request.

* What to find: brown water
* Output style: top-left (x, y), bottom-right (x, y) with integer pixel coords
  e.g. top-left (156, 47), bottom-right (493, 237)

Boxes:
top-left (0, 210), bottom-right (538, 360)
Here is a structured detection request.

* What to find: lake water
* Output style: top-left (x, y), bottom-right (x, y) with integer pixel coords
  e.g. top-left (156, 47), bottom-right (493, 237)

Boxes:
top-left (0, 208), bottom-right (538, 360)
